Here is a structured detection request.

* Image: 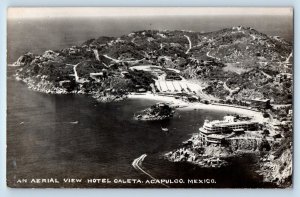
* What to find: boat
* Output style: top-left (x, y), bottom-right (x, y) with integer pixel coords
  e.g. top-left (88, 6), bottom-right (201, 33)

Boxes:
top-left (161, 127), bottom-right (169, 132)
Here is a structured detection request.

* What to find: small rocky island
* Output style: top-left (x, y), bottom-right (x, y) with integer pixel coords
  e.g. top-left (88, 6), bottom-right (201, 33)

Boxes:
top-left (134, 103), bottom-right (175, 120)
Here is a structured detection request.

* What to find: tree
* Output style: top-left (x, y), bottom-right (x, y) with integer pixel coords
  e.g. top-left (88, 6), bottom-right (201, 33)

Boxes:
top-left (263, 112), bottom-right (270, 118)
top-left (259, 138), bottom-right (271, 152)
top-left (262, 129), bottom-right (270, 136)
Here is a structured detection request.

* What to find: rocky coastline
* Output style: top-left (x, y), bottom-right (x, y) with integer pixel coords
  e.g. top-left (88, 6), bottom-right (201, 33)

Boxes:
top-left (257, 140), bottom-right (292, 187)
top-left (164, 133), bottom-right (230, 168)
top-left (16, 75), bottom-right (70, 94)
top-left (92, 92), bottom-right (127, 103)
top-left (15, 72), bottom-right (128, 102)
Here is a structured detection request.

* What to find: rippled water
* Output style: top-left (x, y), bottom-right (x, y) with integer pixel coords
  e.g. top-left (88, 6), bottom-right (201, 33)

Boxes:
top-left (7, 68), bottom-right (276, 188)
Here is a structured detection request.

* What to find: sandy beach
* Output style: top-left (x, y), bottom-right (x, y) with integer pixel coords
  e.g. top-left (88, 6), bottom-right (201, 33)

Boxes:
top-left (128, 93), bottom-right (265, 123)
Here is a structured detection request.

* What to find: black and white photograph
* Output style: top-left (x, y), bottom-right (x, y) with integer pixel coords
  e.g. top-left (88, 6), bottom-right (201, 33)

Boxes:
top-left (6, 7), bottom-right (293, 188)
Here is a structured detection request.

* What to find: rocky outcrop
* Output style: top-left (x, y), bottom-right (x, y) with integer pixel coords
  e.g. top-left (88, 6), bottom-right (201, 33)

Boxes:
top-left (92, 92), bottom-right (127, 103)
top-left (134, 103), bottom-right (174, 120)
top-left (16, 75), bottom-right (69, 94)
top-left (12, 52), bottom-right (35, 67)
top-left (258, 142), bottom-right (292, 187)
top-left (165, 143), bottom-right (229, 168)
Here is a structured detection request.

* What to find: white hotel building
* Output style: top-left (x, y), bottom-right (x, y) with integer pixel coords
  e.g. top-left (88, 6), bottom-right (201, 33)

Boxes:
top-left (199, 116), bottom-right (259, 145)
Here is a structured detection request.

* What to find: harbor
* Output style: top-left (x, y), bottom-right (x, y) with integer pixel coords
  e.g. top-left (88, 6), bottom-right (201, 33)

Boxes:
top-left (7, 75), bottom-right (275, 188)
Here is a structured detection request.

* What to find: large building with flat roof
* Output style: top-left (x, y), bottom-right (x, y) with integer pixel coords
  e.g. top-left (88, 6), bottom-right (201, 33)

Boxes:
top-left (199, 116), bottom-right (259, 145)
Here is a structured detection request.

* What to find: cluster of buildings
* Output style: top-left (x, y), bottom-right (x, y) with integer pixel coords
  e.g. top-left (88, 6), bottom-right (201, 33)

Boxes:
top-left (219, 98), bottom-right (271, 110)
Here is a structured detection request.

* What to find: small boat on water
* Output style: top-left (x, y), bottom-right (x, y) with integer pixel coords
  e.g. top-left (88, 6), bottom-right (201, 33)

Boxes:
top-left (161, 127), bottom-right (169, 132)
top-left (69, 121), bottom-right (79, 124)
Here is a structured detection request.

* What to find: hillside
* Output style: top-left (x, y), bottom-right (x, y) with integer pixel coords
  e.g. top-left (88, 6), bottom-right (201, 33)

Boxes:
top-left (12, 26), bottom-right (293, 103)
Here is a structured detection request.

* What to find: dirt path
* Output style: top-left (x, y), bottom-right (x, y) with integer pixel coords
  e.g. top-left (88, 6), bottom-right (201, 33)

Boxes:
top-left (184, 35), bottom-right (192, 54)
top-left (93, 49), bottom-right (100, 61)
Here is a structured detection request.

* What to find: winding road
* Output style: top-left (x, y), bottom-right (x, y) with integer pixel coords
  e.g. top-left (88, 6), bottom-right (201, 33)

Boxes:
top-left (159, 43), bottom-right (163, 50)
top-left (184, 35), bottom-right (192, 54)
top-left (66, 62), bottom-right (81, 82)
top-left (206, 51), bottom-right (220, 61)
top-left (73, 64), bottom-right (79, 81)
top-left (285, 51), bottom-right (293, 63)
top-left (93, 49), bottom-right (100, 61)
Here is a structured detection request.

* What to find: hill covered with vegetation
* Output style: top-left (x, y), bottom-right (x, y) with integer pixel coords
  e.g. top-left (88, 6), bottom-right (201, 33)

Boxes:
top-left (13, 26), bottom-right (293, 103)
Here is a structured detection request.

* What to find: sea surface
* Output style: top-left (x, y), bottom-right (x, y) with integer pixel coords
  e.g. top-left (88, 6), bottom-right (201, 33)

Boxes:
top-left (6, 15), bottom-right (282, 188)
top-left (7, 68), bottom-right (275, 188)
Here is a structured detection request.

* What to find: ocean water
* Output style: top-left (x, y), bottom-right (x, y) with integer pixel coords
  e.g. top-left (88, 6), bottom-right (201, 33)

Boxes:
top-left (7, 69), bottom-right (276, 188)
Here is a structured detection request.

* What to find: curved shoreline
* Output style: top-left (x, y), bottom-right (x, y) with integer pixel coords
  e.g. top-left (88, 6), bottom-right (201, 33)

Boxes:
top-left (127, 93), bottom-right (265, 123)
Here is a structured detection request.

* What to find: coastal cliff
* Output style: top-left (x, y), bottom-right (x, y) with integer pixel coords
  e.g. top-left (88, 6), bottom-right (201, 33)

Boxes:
top-left (257, 133), bottom-right (293, 187)
top-left (258, 148), bottom-right (292, 187)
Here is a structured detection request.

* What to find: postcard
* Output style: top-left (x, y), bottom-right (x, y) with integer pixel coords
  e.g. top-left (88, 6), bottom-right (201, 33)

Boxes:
top-left (7, 7), bottom-right (293, 188)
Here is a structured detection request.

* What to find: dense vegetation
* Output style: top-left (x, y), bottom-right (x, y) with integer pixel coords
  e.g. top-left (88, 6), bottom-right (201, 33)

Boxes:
top-left (14, 26), bottom-right (293, 103)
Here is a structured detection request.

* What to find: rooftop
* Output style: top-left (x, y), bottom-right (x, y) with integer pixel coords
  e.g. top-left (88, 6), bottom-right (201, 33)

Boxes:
top-left (206, 120), bottom-right (257, 127)
top-left (204, 115), bottom-right (257, 128)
